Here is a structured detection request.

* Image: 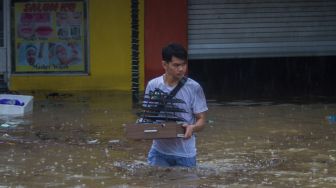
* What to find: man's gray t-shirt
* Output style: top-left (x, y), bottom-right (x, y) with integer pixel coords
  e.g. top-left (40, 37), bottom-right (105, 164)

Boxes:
top-left (145, 75), bottom-right (208, 157)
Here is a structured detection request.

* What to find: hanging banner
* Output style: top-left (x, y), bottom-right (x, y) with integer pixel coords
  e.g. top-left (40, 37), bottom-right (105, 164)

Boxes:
top-left (13, 1), bottom-right (88, 73)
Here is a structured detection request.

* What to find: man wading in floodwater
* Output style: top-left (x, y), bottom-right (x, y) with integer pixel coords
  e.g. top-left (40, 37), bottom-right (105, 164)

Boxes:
top-left (144, 43), bottom-right (208, 167)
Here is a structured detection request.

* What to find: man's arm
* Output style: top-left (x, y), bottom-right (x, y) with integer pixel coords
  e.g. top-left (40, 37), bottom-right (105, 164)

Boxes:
top-left (183, 112), bottom-right (206, 138)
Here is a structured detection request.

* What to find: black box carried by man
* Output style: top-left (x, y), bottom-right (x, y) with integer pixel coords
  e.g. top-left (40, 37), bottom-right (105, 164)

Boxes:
top-left (125, 82), bottom-right (187, 140)
top-left (125, 122), bottom-right (185, 140)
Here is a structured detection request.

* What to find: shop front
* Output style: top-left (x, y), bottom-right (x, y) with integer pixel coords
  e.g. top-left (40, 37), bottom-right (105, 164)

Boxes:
top-left (2, 0), bottom-right (145, 92)
top-left (187, 0), bottom-right (336, 98)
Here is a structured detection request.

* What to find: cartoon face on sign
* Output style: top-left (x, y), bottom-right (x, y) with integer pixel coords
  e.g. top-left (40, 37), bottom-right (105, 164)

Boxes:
top-left (18, 43), bottom-right (49, 66)
top-left (55, 44), bottom-right (68, 65)
top-left (25, 45), bottom-right (37, 65)
top-left (49, 42), bottom-right (82, 66)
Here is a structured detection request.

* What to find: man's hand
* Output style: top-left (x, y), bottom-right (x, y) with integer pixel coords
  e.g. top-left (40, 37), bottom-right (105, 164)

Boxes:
top-left (182, 112), bottom-right (206, 139)
top-left (182, 124), bottom-right (194, 139)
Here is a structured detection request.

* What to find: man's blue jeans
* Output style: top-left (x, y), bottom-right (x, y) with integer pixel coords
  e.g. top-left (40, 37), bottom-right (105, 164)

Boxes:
top-left (147, 148), bottom-right (196, 167)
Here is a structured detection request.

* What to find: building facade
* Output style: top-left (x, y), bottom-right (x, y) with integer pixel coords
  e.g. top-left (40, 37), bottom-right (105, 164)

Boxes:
top-left (1, 0), bottom-right (146, 91)
top-left (1, 0), bottom-right (335, 96)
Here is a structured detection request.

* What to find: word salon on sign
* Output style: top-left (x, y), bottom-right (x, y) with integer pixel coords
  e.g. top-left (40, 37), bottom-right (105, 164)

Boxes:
top-left (23, 3), bottom-right (77, 12)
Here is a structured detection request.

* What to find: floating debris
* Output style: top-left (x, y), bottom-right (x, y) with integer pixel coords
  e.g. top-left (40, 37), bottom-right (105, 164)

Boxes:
top-left (108, 139), bottom-right (120, 144)
top-left (0, 123), bottom-right (12, 128)
top-left (207, 119), bottom-right (215, 124)
top-left (87, 139), bottom-right (99, 144)
top-left (0, 119), bottom-right (27, 129)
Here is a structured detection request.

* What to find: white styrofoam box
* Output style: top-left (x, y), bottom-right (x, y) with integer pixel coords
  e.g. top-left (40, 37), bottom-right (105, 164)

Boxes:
top-left (0, 94), bottom-right (34, 115)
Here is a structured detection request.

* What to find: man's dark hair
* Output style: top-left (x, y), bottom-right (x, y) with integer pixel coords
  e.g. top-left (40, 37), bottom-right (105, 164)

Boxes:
top-left (162, 43), bottom-right (187, 62)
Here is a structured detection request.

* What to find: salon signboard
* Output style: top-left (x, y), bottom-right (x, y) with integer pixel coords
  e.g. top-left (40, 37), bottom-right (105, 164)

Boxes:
top-left (12, 0), bottom-right (88, 74)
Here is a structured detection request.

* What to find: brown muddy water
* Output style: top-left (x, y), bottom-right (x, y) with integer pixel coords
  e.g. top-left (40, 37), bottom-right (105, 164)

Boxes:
top-left (1, 91), bottom-right (336, 187)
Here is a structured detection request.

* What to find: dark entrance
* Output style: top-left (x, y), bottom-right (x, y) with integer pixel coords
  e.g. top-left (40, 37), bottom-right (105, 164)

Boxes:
top-left (188, 56), bottom-right (336, 101)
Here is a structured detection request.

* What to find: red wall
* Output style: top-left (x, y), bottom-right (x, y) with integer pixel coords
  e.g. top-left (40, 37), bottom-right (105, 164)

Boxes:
top-left (144, 0), bottom-right (188, 84)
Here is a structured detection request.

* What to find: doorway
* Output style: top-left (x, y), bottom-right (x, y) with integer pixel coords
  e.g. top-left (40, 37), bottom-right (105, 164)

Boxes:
top-left (188, 56), bottom-right (336, 101)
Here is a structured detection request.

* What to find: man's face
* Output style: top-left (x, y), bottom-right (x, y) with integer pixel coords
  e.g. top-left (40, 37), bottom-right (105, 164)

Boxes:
top-left (163, 56), bottom-right (187, 80)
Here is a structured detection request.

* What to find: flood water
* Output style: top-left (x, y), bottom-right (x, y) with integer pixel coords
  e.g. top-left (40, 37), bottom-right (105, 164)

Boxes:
top-left (1, 91), bottom-right (336, 187)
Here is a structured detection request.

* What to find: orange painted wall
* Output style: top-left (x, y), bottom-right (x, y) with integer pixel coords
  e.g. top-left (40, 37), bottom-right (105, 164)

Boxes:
top-left (144, 0), bottom-right (187, 84)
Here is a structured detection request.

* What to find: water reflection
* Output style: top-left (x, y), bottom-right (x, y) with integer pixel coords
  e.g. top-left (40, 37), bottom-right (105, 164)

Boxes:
top-left (0, 91), bottom-right (336, 187)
